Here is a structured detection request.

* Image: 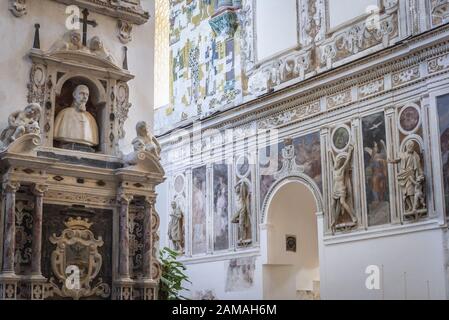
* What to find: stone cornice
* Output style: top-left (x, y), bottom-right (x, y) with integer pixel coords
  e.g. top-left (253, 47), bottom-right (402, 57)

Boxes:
top-left (50, 0), bottom-right (150, 25)
top-left (158, 23), bottom-right (449, 148)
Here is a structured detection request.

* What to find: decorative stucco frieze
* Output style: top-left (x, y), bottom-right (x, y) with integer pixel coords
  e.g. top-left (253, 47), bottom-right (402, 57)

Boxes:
top-left (50, 0), bottom-right (149, 25)
top-left (257, 101), bottom-right (321, 129)
top-left (431, 0), bottom-right (449, 27)
top-left (248, 48), bottom-right (314, 96)
top-left (319, 8), bottom-right (399, 68)
top-left (300, 0), bottom-right (325, 46)
top-left (428, 53), bottom-right (449, 74)
top-left (358, 79), bottom-right (385, 99)
top-left (327, 90), bottom-right (352, 109)
top-left (392, 66), bottom-right (420, 87)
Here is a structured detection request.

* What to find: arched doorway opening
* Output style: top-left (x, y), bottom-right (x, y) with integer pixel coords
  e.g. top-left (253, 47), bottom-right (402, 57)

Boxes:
top-left (261, 179), bottom-right (321, 300)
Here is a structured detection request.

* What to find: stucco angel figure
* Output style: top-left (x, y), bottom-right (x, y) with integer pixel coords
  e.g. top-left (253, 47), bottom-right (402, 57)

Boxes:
top-left (89, 36), bottom-right (116, 64)
top-left (49, 30), bottom-right (86, 52)
top-left (389, 140), bottom-right (426, 218)
top-left (0, 103), bottom-right (42, 149)
top-left (168, 201), bottom-right (184, 252)
top-left (329, 144), bottom-right (358, 232)
top-left (231, 182), bottom-right (252, 244)
top-left (132, 121), bottom-right (161, 158)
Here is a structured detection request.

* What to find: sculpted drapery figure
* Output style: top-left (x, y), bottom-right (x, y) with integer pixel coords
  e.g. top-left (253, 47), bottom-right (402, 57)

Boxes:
top-left (390, 140), bottom-right (426, 217)
top-left (132, 121), bottom-right (161, 158)
top-left (0, 103), bottom-right (42, 149)
top-left (329, 144), bottom-right (357, 231)
top-left (168, 201), bottom-right (184, 252)
top-left (54, 85), bottom-right (99, 148)
top-left (231, 182), bottom-right (252, 244)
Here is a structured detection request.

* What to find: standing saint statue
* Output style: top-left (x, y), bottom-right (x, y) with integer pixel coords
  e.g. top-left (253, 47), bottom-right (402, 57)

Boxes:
top-left (231, 182), bottom-right (252, 244)
top-left (389, 140), bottom-right (426, 218)
top-left (329, 144), bottom-right (357, 231)
top-left (168, 201), bottom-right (184, 252)
top-left (54, 85), bottom-right (99, 148)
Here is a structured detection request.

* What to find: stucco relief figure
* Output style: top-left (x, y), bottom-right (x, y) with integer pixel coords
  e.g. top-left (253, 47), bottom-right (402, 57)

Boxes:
top-left (132, 121), bottom-right (161, 158)
top-left (9, 0), bottom-right (27, 17)
top-left (329, 144), bottom-right (357, 232)
top-left (231, 182), bottom-right (252, 245)
top-left (50, 31), bottom-right (86, 52)
top-left (90, 36), bottom-right (116, 64)
top-left (54, 85), bottom-right (99, 148)
top-left (168, 201), bottom-right (184, 252)
top-left (389, 140), bottom-right (427, 219)
top-left (0, 103), bottom-right (42, 149)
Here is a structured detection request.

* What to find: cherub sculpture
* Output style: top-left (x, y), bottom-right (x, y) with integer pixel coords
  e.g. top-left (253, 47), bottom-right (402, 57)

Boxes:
top-left (132, 121), bottom-right (161, 158)
top-left (89, 36), bottom-right (116, 64)
top-left (0, 103), bottom-right (42, 149)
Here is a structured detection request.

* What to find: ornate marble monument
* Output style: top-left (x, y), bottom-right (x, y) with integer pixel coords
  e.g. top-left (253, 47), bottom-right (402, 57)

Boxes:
top-left (0, 21), bottom-right (164, 300)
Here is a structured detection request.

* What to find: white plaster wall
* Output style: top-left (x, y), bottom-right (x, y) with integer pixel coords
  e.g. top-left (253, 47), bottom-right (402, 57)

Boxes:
top-left (0, 0), bottom-right (155, 154)
top-left (321, 227), bottom-right (448, 300)
top-left (255, 0), bottom-right (298, 61)
top-left (182, 256), bottom-right (263, 300)
top-left (266, 183), bottom-right (319, 290)
top-left (328, 0), bottom-right (379, 29)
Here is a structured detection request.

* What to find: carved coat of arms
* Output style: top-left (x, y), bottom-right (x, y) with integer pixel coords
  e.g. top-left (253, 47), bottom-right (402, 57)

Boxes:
top-left (48, 217), bottom-right (110, 300)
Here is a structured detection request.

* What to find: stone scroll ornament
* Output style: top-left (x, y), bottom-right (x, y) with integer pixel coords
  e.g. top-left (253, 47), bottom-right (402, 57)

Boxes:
top-left (0, 103), bottom-right (42, 151)
top-left (389, 140), bottom-right (427, 220)
top-left (329, 143), bottom-right (358, 233)
top-left (231, 181), bottom-right (252, 245)
top-left (47, 217), bottom-right (111, 300)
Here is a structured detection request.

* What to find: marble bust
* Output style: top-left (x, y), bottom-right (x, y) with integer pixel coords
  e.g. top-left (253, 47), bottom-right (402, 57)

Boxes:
top-left (54, 85), bottom-right (99, 148)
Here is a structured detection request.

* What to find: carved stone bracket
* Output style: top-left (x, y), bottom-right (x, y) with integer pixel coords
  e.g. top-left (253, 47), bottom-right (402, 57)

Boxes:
top-left (117, 20), bottom-right (133, 44)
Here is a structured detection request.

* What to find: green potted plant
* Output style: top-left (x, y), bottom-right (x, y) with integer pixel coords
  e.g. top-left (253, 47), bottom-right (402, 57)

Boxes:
top-left (158, 247), bottom-right (191, 300)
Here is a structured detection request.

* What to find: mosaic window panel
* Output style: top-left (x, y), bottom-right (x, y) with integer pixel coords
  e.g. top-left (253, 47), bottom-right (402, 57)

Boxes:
top-left (213, 164), bottom-right (229, 251)
top-left (437, 94), bottom-right (449, 217)
top-left (192, 166), bottom-right (207, 255)
top-left (362, 112), bottom-right (391, 226)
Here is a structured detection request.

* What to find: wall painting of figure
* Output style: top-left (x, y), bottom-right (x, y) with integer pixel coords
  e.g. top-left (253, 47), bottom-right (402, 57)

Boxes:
top-left (213, 164), bottom-right (229, 251)
top-left (438, 94), bottom-right (449, 216)
top-left (192, 166), bottom-right (207, 254)
top-left (362, 112), bottom-right (391, 226)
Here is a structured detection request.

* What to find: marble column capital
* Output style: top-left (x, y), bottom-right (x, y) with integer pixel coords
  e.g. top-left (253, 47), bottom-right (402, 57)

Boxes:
top-left (118, 193), bottom-right (133, 204)
top-left (32, 184), bottom-right (48, 196)
top-left (3, 181), bottom-right (20, 193)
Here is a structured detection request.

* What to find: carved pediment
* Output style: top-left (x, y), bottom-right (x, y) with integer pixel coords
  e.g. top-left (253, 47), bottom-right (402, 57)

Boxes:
top-left (50, 0), bottom-right (149, 25)
top-left (45, 32), bottom-right (121, 71)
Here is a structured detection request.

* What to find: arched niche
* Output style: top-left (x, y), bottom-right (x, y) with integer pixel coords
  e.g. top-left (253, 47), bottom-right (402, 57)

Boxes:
top-left (28, 39), bottom-right (134, 157)
top-left (261, 178), bottom-right (322, 300)
top-left (54, 75), bottom-right (107, 153)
